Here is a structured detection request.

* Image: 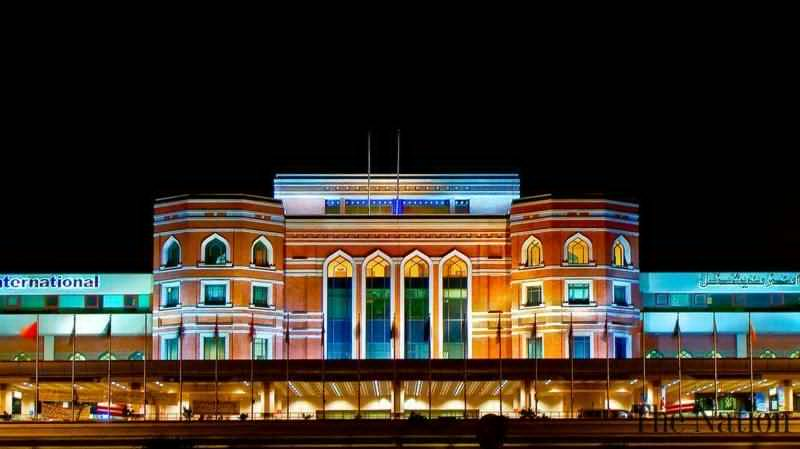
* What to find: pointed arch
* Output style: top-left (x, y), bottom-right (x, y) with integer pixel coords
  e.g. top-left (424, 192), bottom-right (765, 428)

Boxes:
top-left (361, 250), bottom-right (395, 359)
top-left (563, 233), bottom-right (593, 264)
top-left (611, 235), bottom-right (631, 267)
top-left (521, 235), bottom-right (543, 267)
top-left (322, 250), bottom-right (356, 359)
top-left (438, 249), bottom-right (472, 358)
top-left (251, 235), bottom-right (274, 267)
top-left (200, 233), bottom-right (230, 265)
top-left (161, 236), bottom-right (182, 268)
top-left (400, 250), bottom-right (434, 359)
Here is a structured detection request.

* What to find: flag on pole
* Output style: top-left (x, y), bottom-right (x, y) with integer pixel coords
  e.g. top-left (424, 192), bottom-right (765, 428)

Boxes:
top-left (672, 314), bottom-right (681, 339)
top-left (749, 319), bottom-right (757, 346)
top-left (249, 313), bottom-right (256, 340)
top-left (604, 313), bottom-right (609, 340)
top-left (177, 315), bottom-right (184, 339)
top-left (21, 320), bottom-right (38, 340)
top-left (102, 316), bottom-right (112, 338)
top-left (568, 313), bottom-right (574, 359)
top-left (68, 316), bottom-right (76, 346)
top-left (214, 314), bottom-right (219, 338)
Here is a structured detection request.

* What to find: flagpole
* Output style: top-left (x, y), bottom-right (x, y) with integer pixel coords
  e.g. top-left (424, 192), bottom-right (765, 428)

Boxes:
top-left (605, 312), bottom-right (610, 416)
top-left (35, 314), bottom-right (39, 422)
top-left (107, 314), bottom-right (112, 422)
top-left (71, 313), bottom-right (76, 421)
top-left (143, 313), bottom-right (148, 421)
top-left (358, 319), bottom-right (362, 419)
top-left (321, 314), bottom-right (326, 420)
top-left (285, 311), bottom-right (290, 420)
top-left (749, 312), bottom-right (754, 416)
top-left (428, 315), bottom-right (432, 420)
top-left (395, 129), bottom-right (400, 215)
top-left (250, 312), bottom-right (255, 421)
top-left (713, 312), bottom-right (718, 417)
top-left (214, 314), bottom-right (219, 420)
top-left (533, 313), bottom-right (539, 416)
top-left (463, 317), bottom-right (468, 419)
top-left (677, 312), bottom-right (682, 412)
top-left (498, 313), bottom-right (503, 417)
top-left (641, 311), bottom-right (646, 412)
top-left (367, 131), bottom-right (371, 216)
top-left (569, 312), bottom-right (574, 419)
top-left (178, 315), bottom-right (183, 421)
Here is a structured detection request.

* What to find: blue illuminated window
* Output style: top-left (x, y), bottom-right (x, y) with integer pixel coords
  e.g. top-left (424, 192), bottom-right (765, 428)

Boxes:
top-left (572, 336), bottom-right (590, 359)
top-left (326, 256), bottom-right (353, 359)
top-left (567, 281), bottom-right (591, 305)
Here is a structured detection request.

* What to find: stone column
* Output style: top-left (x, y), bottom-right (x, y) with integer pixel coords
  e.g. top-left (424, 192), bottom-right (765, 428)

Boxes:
top-left (392, 380), bottom-right (404, 418)
top-left (265, 382), bottom-right (275, 417)
top-left (522, 379), bottom-right (531, 410)
top-left (783, 380), bottom-right (794, 412)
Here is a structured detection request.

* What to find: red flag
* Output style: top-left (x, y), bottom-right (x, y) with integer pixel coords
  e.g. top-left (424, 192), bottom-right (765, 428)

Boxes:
top-left (20, 321), bottom-right (38, 340)
top-left (249, 313), bottom-right (255, 340)
top-left (604, 313), bottom-right (609, 341)
top-left (214, 314), bottom-right (219, 338)
top-left (749, 319), bottom-right (757, 345)
top-left (177, 315), bottom-right (184, 339)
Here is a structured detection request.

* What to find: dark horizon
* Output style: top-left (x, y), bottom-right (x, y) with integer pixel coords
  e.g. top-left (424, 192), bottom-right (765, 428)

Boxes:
top-left (2, 126), bottom-right (797, 274)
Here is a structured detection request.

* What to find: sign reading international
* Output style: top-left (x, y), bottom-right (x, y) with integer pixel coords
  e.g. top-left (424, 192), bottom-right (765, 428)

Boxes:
top-left (1, 274), bottom-right (100, 289)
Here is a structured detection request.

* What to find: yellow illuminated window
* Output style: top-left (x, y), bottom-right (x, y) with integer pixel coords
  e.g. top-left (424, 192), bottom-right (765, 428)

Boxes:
top-left (366, 256), bottom-right (390, 278)
top-left (525, 241), bottom-right (542, 266)
top-left (613, 242), bottom-right (625, 267)
top-left (567, 238), bottom-right (589, 264)
top-left (443, 257), bottom-right (467, 278)
top-left (327, 256), bottom-right (353, 278)
top-left (404, 256), bottom-right (429, 278)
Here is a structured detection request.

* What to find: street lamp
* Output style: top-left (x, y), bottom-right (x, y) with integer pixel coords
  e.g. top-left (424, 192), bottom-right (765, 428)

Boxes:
top-left (489, 310), bottom-right (503, 417)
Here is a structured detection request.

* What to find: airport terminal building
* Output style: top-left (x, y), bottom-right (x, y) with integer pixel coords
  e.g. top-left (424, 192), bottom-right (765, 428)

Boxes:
top-left (1, 173), bottom-right (799, 421)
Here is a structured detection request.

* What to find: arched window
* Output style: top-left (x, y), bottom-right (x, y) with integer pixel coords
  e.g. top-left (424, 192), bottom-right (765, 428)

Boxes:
top-left (365, 254), bottom-right (391, 359)
top-left (98, 351), bottom-right (117, 361)
top-left (128, 352), bottom-right (144, 361)
top-left (790, 350), bottom-right (800, 359)
top-left (442, 255), bottom-right (468, 359)
top-left (12, 352), bottom-right (31, 361)
top-left (68, 352), bottom-right (87, 361)
top-left (760, 349), bottom-right (777, 359)
top-left (201, 234), bottom-right (229, 265)
top-left (564, 234), bottom-right (591, 264)
top-left (404, 253), bottom-right (431, 359)
top-left (162, 236), bottom-right (181, 268)
top-left (325, 253), bottom-right (353, 359)
top-left (522, 236), bottom-right (543, 267)
top-left (251, 236), bottom-right (273, 267)
top-left (678, 349), bottom-right (693, 359)
top-left (611, 236), bottom-right (631, 268)
top-left (645, 349), bottom-right (664, 359)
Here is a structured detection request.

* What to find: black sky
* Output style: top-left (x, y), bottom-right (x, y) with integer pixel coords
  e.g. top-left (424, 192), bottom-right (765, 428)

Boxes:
top-left (2, 28), bottom-right (797, 273)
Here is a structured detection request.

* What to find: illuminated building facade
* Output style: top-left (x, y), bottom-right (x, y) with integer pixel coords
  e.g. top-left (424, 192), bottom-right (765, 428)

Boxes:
top-left (1, 173), bottom-right (799, 421)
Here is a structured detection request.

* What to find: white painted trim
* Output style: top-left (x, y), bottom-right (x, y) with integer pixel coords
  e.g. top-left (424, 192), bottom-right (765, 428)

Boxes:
top-left (160, 333), bottom-right (178, 360)
top-left (286, 240), bottom-right (508, 246)
top-left (437, 250), bottom-right (472, 359)
top-left (154, 228), bottom-right (284, 238)
top-left (199, 332), bottom-right (229, 360)
top-left (199, 233), bottom-right (231, 265)
top-left (511, 216), bottom-right (639, 227)
top-left (520, 280), bottom-right (544, 308)
top-left (521, 235), bottom-right (543, 267)
top-left (511, 276), bottom-right (639, 285)
top-left (510, 228), bottom-right (639, 237)
top-left (322, 250), bottom-right (357, 360)
top-left (154, 198), bottom-right (282, 208)
top-left (563, 279), bottom-right (594, 306)
top-left (360, 250), bottom-right (395, 359)
top-left (199, 279), bottom-right (231, 306)
top-left (611, 235), bottom-right (632, 267)
top-left (153, 265), bottom-right (283, 275)
top-left (251, 281), bottom-right (275, 308)
top-left (512, 198), bottom-right (639, 208)
top-left (563, 232), bottom-right (593, 264)
top-left (161, 236), bottom-right (182, 267)
top-left (253, 334), bottom-right (272, 359)
top-left (250, 235), bottom-right (274, 266)
top-left (160, 281), bottom-right (181, 308)
top-left (399, 249), bottom-right (434, 359)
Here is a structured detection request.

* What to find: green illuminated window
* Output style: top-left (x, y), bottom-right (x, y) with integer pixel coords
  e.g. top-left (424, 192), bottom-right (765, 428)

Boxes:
top-left (254, 338), bottom-right (269, 360)
top-left (567, 281), bottom-right (591, 305)
top-left (163, 338), bottom-right (179, 360)
top-left (165, 239), bottom-right (180, 267)
top-left (527, 336), bottom-right (543, 359)
top-left (365, 256), bottom-right (391, 359)
top-left (326, 256), bottom-right (353, 359)
top-left (203, 336), bottom-right (226, 360)
top-left (442, 257), bottom-right (468, 359)
top-left (404, 255), bottom-right (430, 359)
top-left (204, 237), bottom-right (228, 265)
top-left (252, 285), bottom-right (272, 308)
top-left (203, 283), bottom-right (227, 306)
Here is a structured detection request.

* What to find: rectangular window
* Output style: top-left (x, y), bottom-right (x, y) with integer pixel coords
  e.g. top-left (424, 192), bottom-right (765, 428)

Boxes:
top-left (254, 337), bottom-right (269, 360)
top-left (163, 337), bottom-right (179, 360)
top-left (203, 336), bottom-right (226, 360)
top-left (572, 336), bottom-right (591, 359)
top-left (252, 285), bottom-right (272, 308)
top-left (523, 285), bottom-right (542, 307)
top-left (202, 282), bottom-right (228, 306)
top-left (693, 294), bottom-right (707, 306)
top-left (613, 284), bottom-right (629, 306)
top-left (454, 200), bottom-right (470, 214)
top-left (567, 281), bottom-right (591, 305)
top-left (164, 284), bottom-right (180, 308)
top-left (527, 336), bottom-right (543, 359)
top-left (325, 200), bottom-right (341, 215)
top-left (614, 336), bottom-right (628, 359)
top-left (655, 294), bottom-right (669, 306)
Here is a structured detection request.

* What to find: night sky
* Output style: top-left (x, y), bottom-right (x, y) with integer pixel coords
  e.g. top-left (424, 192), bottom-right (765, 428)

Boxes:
top-left (3, 49), bottom-right (797, 274)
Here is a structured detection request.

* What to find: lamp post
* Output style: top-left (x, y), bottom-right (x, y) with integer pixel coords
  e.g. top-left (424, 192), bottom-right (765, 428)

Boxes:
top-left (489, 310), bottom-right (503, 417)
